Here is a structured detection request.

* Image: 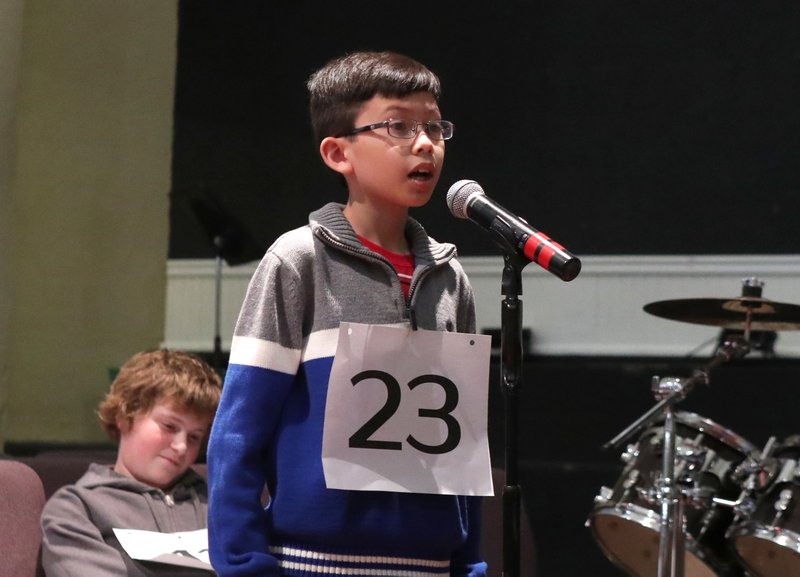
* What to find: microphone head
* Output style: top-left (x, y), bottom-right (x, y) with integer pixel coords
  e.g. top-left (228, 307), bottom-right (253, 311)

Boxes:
top-left (446, 180), bottom-right (484, 219)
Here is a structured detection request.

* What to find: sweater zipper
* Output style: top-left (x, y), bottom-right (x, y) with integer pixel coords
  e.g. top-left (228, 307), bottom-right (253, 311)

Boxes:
top-left (317, 227), bottom-right (390, 264)
top-left (317, 227), bottom-right (417, 312)
top-left (316, 226), bottom-right (451, 329)
top-left (161, 491), bottom-right (177, 532)
top-left (405, 266), bottom-right (436, 330)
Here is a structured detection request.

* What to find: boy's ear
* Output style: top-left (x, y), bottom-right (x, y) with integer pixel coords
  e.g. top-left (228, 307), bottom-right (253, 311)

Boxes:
top-left (116, 416), bottom-right (131, 435)
top-left (319, 136), bottom-right (353, 176)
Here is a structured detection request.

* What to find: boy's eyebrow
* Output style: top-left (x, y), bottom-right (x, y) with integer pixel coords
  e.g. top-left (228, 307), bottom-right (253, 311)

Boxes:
top-left (157, 407), bottom-right (210, 431)
top-left (175, 417), bottom-right (210, 434)
top-left (169, 419), bottom-right (209, 437)
top-left (379, 102), bottom-right (440, 116)
top-left (383, 103), bottom-right (411, 112)
top-left (371, 105), bottom-right (409, 118)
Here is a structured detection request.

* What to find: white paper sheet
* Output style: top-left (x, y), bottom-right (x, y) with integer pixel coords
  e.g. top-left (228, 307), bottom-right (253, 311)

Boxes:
top-left (322, 322), bottom-right (493, 496)
top-left (113, 528), bottom-right (213, 571)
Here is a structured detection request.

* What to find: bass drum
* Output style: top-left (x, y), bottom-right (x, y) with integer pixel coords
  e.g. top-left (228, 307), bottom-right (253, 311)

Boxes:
top-left (588, 412), bottom-right (756, 577)
top-left (730, 435), bottom-right (800, 577)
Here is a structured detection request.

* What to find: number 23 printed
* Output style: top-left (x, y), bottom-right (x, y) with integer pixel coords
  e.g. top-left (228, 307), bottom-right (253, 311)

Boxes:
top-left (347, 369), bottom-right (462, 455)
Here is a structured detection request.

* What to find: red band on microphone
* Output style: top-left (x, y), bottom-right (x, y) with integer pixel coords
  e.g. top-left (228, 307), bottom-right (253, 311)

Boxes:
top-left (523, 233), bottom-right (566, 270)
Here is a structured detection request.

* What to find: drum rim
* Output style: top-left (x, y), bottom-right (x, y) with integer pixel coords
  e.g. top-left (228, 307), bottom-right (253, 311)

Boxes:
top-left (675, 411), bottom-right (757, 454)
top-left (589, 502), bottom-right (661, 533)
top-left (732, 521), bottom-right (800, 554)
top-left (588, 504), bottom-right (717, 570)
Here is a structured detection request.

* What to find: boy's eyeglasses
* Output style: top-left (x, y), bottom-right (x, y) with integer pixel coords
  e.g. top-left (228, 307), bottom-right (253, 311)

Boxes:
top-left (336, 119), bottom-right (455, 141)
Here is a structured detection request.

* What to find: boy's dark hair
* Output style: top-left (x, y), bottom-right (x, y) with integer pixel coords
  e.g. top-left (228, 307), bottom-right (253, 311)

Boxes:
top-left (97, 349), bottom-right (222, 440)
top-left (307, 51), bottom-right (442, 142)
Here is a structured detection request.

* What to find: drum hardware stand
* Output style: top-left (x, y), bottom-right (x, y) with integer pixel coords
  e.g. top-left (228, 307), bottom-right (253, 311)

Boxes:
top-left (711, 436), bottom-right (777, 516)
top-left (603, 334), bottom-right (751, 577)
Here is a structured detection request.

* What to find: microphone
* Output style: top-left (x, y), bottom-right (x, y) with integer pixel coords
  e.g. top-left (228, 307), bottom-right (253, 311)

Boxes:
top-left (446, 179), bottom-right (581, 281)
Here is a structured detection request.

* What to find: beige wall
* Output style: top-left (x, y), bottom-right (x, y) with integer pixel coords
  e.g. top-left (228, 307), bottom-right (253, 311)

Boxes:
top-left (0, 0), bottom-right (25, 448)
top-left (2, 0), bottom-right (178, 446)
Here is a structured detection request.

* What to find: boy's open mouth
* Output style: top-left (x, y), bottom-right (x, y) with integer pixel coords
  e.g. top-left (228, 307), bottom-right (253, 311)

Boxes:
top-left (409, 169), bottom-right (433, 181)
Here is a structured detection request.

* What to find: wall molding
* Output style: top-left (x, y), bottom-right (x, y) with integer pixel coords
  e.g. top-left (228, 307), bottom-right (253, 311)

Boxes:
top-left (164, 255), bottom-right (800, 358)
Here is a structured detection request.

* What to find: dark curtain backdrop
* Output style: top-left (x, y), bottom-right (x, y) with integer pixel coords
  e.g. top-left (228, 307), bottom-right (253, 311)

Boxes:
top-left (170, 1), bottom-right (800, 261)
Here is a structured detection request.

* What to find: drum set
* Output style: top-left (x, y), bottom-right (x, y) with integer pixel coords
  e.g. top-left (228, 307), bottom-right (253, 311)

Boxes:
top-left (587, 278), bottom-right (800, 577)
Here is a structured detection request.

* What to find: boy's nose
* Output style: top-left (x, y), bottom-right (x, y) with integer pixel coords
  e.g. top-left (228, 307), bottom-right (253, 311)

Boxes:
top-left (172, 433), bottom-right (188, 454)
top-left (412, 130), bottom-right (436, 153)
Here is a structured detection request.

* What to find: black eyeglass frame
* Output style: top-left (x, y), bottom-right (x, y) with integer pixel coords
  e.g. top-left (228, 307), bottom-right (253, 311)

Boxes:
top-left (335, 118), bottom-right (455, 141)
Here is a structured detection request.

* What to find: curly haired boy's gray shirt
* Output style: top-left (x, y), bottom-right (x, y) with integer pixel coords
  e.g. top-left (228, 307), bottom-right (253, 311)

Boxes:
top-left (41, 463), bottom-right (210, 577)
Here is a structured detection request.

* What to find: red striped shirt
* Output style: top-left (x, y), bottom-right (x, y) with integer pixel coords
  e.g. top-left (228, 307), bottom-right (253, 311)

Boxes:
top-left (358, 235), bottom-right (415, 299)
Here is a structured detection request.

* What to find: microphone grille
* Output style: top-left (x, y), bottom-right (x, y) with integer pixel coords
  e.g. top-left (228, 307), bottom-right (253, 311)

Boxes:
top-left (446, 180), bottom-right (484, 219)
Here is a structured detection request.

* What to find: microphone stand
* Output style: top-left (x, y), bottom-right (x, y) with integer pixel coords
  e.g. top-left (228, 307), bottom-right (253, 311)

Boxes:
top-left (447, 183), bottom-right (581, 576)
top-left (499, 253), bottom-right (527, 577)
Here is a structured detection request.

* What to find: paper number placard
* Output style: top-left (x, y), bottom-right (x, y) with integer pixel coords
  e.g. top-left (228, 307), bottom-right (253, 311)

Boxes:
top-left (321, 322), bottom-right (493, 496)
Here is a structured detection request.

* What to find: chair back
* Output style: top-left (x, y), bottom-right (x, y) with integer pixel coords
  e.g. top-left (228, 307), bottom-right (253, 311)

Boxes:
top-left (17, 450), bottom-right (115, 499)
top-left (0, 460), bottom-right (46, 577)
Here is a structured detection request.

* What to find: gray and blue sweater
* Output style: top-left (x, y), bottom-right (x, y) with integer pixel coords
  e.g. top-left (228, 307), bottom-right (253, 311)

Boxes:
top-left (207, 202), bottom-right (486, 577)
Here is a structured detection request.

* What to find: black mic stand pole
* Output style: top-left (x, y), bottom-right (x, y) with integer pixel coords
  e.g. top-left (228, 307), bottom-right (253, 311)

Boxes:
top-left (500, 253), bottom-right (526, 577)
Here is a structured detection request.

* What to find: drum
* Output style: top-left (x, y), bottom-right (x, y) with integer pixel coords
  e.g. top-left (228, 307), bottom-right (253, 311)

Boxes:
top-left (588, 411), bottom-right (756, 577)
top-left (729, 436), bottom-right (800, 577)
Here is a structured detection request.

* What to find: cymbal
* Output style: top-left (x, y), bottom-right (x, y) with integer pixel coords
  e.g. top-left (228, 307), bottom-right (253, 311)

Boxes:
top-left (643, 296), bottom-right (800, 331)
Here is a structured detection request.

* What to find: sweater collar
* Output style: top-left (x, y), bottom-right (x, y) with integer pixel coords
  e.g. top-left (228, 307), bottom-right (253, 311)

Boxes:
top-left (309, 202), bottom-right (456, 267)
top-left (81, 462), bottom-right (206, 500)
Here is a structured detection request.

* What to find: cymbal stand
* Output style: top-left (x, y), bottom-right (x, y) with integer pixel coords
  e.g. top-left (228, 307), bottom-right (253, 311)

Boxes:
top-left (603, 335), bottom-right (751, 577)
